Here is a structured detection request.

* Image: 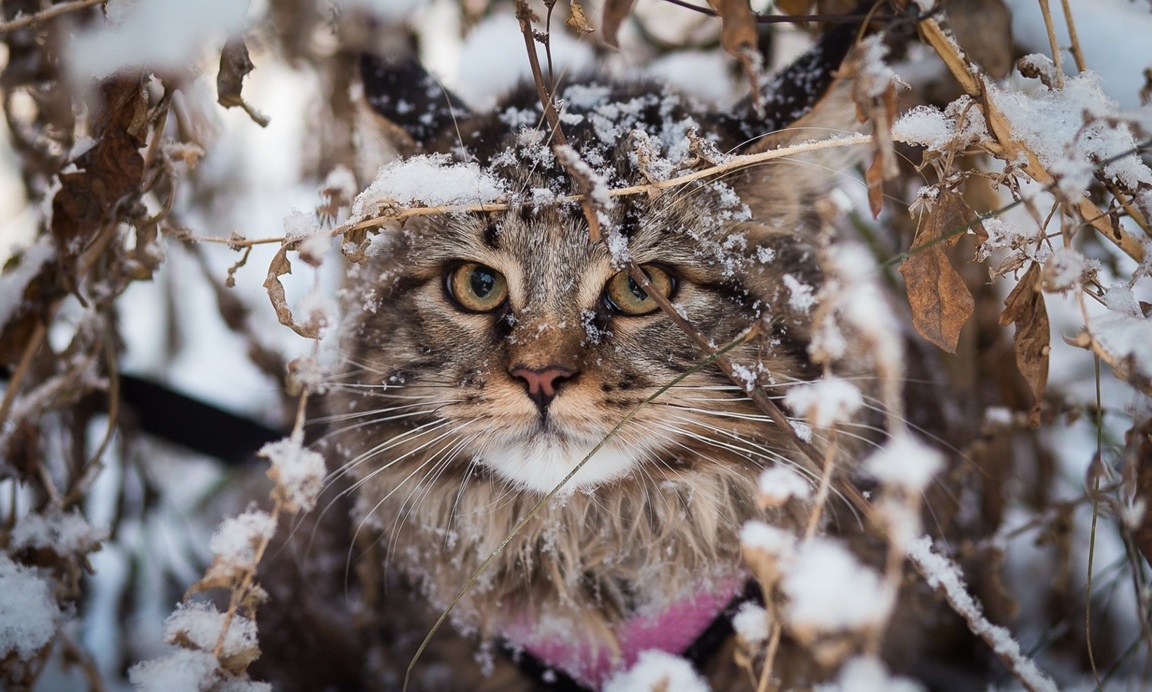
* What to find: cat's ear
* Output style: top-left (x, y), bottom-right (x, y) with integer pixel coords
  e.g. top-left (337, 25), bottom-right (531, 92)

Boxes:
top-left (735, 21), bottom-right (863, 154)
top-left (355, 48), bottom-right (473, 180)
top-left (725, 23), bottom-right (868, 230)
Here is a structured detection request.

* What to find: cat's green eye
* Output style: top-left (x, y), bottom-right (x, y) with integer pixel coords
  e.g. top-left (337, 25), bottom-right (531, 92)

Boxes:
top-left (603, 266), bottom-right (675, 316)
top-left (446, 262), bottom-right (508, 312)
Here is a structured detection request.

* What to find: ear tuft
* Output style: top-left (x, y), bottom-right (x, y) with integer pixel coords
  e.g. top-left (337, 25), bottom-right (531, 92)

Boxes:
top-left (359, 52), bottom-right (473, 152)
top-left (725, 21), bottom-right (861, 152)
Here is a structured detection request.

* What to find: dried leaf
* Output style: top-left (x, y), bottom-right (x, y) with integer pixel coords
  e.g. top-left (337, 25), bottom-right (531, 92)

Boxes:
top-left (566, 0), bottom-right (594, 35)
top-left (707, 0), bottom-right (762, 108)
top-left (865, 155), bottom-right (886, 219)
top-left (899, 190), bottom-right (976, 353)
top-left (51, 77), bottom-right (147, 285)
top-left (776, 0), bottom-right (813, 14)
top-left (854, 77), bottom-right (899, 218)
top-left (263, 246), bottom-right (321, 339)
top-left (998, 263), bottom-right (1050, 426)
top-left (600, 0), bottom-right (637, 48)
top-left (217, 38), bottom-right (269, 127)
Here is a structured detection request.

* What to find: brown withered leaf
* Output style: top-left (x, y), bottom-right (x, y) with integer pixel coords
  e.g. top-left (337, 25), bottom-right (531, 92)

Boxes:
top-left (998, 263), bottom-right (1050, 426)
top-left (776, 0), bottom-right (812, 14)
top-left (4, 77), bottom-right (152, 363)
top-left (567, 0), bottom-right (594, 35)
top-left (707, 0), bottom-right (761, 108)
top-left (899, 189), bottom-right (976, 353)
top-left (855, 79), bottom-right (899, 218)
top-left (600, 0), bottom-right (637, 48)
top-left (1130, 418), bottom-right (1152, 568)
top-left (263, 246), bottom-right (321, 339)
top-left (865, 154), bottom-right (886, 219)
top-left (51, 78), bottom-right (147, 281)
top-left (217, 38), bottom-right (270, 127)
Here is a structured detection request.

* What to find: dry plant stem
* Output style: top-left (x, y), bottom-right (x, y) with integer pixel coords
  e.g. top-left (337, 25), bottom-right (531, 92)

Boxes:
top-left (917, 16), bottom-right (1147, 265)
top-left (343, 135), bottom-right (873, 235)
top-left (211, 390), bottom-right (308, 659)
top-left (0, 321), bottom-right (45, 431)
top-left (1036, 0), bottom-right (1064, 89)
top-left (625, 261), bottom-right (842, 483)
top-left (1059, 0), bottom-right (1087, 72)
top-left (213, 498), bottom-right (282, 659)
top-left (868, 497), bottom-right (921, 658)
top-left (512, 0), bottom-right (605, 242)
top-left (58, 629), bottom-right (106, 692)
top-left (1084, 354), bottom-right (1103, 686)
top-left (0, 0), bottom-right (104, 34)
top-left (204, 136), bottom-right (871, 248)
top-left (905, 547), bottom-right (1055, 692)
top-left (514, 1), bottom-right (568, 150)
top-left (1111, 188), bottom-right (1150, 235)
top-left (64, 331), bottom-right (120, 507)
top-left (802, 430), bottom-right (839, 540)
top-left (757, 624), bottom-right (783, 692)
top-left (178, 232), bottom-right (285, 247)
top-left (37, 456), bottom-right (64, 507)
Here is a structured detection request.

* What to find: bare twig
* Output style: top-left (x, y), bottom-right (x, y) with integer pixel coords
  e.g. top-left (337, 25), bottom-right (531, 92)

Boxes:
top-left (906, 539), bottom-right (1058, 692)
top-left (1059, 0), bottom-right (1088, 73)
top-left (344, 133), bottom-right (872, 235)
top-left (0, 0), bottom-right (104, 35)
top-left (916, 15), bottom-right (1147, 265)
top-left (0, 321), bottom-right (46, 431)
top-left (1037, 0), bottom-right (1064, 89)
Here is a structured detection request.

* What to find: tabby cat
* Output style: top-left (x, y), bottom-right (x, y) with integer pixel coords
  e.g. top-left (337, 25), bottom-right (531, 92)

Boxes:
top-left (323, 21), bottom-right (881, 691)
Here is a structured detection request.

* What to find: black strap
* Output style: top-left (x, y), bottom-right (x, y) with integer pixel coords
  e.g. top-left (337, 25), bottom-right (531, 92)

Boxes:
top-left (116, 375), bottom-right (283, 464)
top-left (0, 367), bottom-right (283, 465)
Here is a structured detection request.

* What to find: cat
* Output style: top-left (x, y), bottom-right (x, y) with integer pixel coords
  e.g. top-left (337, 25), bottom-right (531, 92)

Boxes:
top-left (319, 20), bottom-right (881, 692)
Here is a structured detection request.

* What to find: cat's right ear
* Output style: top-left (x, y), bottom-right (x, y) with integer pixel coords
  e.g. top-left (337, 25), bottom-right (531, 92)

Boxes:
top-left (355, 50), bottom-right (473, 179)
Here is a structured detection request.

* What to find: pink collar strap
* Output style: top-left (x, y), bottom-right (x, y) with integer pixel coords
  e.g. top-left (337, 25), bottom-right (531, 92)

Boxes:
top-left (505, 581), bottom-right (745, 689)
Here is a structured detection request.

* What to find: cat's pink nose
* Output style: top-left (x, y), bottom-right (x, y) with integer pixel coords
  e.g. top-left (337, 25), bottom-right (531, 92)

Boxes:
top-left (510, 365), bottom-right (577, 410)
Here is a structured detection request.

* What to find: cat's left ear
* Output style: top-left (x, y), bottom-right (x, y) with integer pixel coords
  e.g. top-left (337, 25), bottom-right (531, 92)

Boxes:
top-left (724, 22), bottom-right (870, 228)
top-left (355, 49), bottom-right (474, 181)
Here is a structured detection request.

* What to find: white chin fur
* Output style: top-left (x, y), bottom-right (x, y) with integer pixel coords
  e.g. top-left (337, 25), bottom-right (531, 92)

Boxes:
top-left (477, 437), bottom-right (640, 493)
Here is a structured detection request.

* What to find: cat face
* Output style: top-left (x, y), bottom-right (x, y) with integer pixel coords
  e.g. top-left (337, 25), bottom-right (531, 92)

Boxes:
top-left (326, 24), bottom-right (863, 510)
top-left (330, 89), bottom-right (862, 504)
top-left (335, 173), bottom-right (819, 493)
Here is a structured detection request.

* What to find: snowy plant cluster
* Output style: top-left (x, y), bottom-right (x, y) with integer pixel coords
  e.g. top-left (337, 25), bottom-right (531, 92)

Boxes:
top-left (0, 0), bottom-right (1150, 691)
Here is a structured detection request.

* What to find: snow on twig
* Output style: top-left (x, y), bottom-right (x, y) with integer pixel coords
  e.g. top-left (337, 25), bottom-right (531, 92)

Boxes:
top-left (906, 537), bottom-right (1057, 692)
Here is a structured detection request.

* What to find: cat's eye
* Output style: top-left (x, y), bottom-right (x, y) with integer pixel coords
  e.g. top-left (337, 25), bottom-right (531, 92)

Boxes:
top-left (446, 262), bottom-right (508, 312)
top-left (603, 265), bottom-right (675, 316)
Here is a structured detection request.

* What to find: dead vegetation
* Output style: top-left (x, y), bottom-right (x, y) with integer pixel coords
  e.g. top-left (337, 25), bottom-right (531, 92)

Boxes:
top-left (1, 0), bottom-right (1151, 690)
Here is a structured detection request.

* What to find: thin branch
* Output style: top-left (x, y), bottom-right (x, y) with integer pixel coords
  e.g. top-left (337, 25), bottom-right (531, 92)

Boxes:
top-left (1037, 0), bottom-right (1065, 89)
top-left (1059, 0), bottom-right (1088, 73)
top-left (916, 14), bottom-right (1147, 265)
top-left (658, 0), bottom-right (883, 25)
top-left (906, 538), bottom-right (1058, 692)
top-left (0, 0), bottom-right (104, 35)
top-left (345, 133), bottom-right (872, 234)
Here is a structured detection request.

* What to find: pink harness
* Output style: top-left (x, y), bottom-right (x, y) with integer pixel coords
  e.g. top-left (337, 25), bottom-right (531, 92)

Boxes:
top-left (506, 582), bottom-right (742, 688)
